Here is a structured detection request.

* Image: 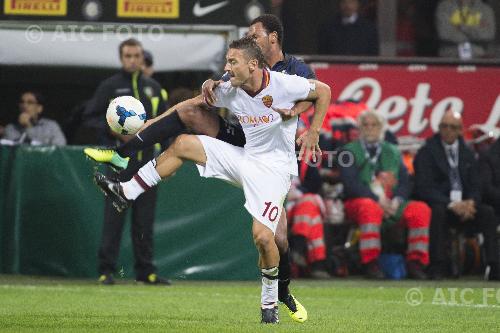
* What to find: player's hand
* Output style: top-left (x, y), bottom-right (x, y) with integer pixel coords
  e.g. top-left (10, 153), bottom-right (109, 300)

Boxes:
top-left (296, 129), bottom-right (321, 162)
top-left (202, 79), bottom-right (221, 106)
top-left (272, 106), bottom-right (298, 121)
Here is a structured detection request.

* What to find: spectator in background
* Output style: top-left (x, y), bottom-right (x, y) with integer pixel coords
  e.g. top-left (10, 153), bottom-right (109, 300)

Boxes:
top-left (436, 0), bottom-right (496, 59)
top-left (167, 87), bottom-right (195, 108)
top-left (478, 137), bottom-right (500, 269)
top-left (340, 111), bottom-right (430, 279)
top-left (3, 91), bottom-right (66, 145)
top-left (142, 50), bottom-right (155, 78)
top-left (480, 135), bottom-right (500, 207)
top-left (413, 110), bottom-right (499, 280)
top-left (83, 38), bottom-right (169, 285)
top-left (142, 50), bottom-right (169, 101)
top-left (319, 0), bottom-right (379, 56)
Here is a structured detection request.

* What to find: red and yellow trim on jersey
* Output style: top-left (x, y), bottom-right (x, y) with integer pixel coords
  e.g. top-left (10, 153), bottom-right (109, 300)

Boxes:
top-left (246, 68), bottom-right (270, 98)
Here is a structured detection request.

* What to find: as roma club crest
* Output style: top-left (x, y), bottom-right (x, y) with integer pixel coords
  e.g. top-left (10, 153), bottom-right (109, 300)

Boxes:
top-left (262, 95), bottom-right (273, 108)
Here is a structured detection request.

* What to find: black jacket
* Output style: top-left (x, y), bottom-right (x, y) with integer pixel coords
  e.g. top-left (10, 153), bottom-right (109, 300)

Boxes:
top-left (319, 16), bottom-right (379, 56)
top-left (413, 134), bottom-right (480, 206)
top-left (83, 70), bottom-right (166, 146)
top-left (479, 139), bottom-right (500, 207)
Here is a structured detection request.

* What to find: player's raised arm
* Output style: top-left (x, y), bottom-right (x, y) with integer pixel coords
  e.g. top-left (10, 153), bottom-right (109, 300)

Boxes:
top-left (137, 94), bottom-right (205, 133)
top-left (296, 79), bottom-right (331, 162)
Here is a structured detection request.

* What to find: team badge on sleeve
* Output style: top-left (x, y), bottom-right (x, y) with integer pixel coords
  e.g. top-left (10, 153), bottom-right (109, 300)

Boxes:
top-left (262, 95), bottom-right (273, 108)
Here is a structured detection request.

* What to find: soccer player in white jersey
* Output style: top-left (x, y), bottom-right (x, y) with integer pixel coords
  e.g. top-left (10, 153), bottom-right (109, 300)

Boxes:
top-left (94, 36), bottom-right (330, 324)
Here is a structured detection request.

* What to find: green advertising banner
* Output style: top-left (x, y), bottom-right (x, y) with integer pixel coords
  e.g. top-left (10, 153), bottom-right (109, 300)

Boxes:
top-left (0, 146), bottom-right (259, 280)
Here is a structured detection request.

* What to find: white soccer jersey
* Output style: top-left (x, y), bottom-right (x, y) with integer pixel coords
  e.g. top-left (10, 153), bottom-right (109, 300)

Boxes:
top-left (213, 69), bottom-right (311, 176)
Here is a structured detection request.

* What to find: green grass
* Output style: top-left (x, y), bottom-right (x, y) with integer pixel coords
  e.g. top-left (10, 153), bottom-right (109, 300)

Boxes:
top-left (0, 275), bottom-right (499, 332)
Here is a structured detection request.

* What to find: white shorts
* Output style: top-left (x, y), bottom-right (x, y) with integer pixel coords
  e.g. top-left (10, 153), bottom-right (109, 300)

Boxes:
top-left (195, 135), bottom-right (291, 234)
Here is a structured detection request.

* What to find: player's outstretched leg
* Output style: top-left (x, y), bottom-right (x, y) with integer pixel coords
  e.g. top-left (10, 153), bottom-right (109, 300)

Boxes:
top-left (117, 110), bottom-right (187, 158)
top-left (94, 134), bottom-right (206, 212)
top-left (94, 172), bottom-right (130, 212)
top-left (253, 220), bottom-right (280, 324)
top-left (84, 110), bottom-right (187, 170)
top-left (85, 149), bottom-right (129, 171)
top-left (275, 211), bottom-right (308, 323)
top-left (115, 102), bottom-right (220, 160)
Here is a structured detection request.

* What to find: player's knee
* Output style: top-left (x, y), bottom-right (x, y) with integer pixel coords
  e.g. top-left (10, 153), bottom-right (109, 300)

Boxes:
top-left (253, 228), bottom-right (275, 251)
top-left (172, 134), bottom-right (197, 157)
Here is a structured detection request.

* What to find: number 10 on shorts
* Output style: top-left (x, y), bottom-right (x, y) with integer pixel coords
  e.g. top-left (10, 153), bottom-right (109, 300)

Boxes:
top-left (262, 201), bottom-right (279, 222)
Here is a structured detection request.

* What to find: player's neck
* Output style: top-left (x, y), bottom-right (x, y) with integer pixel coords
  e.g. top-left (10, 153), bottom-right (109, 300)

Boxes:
top-left (266, 49), bottom-right (284, 69)
top-left (241, 68), bottom-right (266, 96)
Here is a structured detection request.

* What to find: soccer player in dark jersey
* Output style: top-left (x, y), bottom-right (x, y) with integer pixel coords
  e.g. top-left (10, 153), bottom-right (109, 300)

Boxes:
top-left (85, 14), bottom-right (317, 323)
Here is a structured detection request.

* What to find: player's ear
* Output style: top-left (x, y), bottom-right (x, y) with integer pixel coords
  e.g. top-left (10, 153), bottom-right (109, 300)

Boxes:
top-left (248, 58), bottom-right (258, 71)
top-left (269, 31), bottom-right (278, 44)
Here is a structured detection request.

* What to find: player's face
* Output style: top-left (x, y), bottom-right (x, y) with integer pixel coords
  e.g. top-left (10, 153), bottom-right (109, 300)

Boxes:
top-left (247, 22), bottom-right (271, 58)
top-left (120, 45), bottom-right (144, 74)
top-left (360, 115), bottom-right (383, 143)
top-left (224, 48), bottom-right (252, 87)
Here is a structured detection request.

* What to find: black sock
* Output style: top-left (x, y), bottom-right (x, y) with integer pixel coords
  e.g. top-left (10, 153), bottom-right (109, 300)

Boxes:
top-left (116, 110), bottom-right (186, 158)
top-left (278, 249), bottom-right (291, 300)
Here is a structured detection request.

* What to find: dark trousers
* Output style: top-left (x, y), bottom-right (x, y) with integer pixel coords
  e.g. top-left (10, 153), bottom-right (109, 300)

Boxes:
top-left (98, 151), bottom-right (158, 279)
top-left (98, 186), bottom-right (158, 278)
top-left (429, 203), bottom-right (500, 267)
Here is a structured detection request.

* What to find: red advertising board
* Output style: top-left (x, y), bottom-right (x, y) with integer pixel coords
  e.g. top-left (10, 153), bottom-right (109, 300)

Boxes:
top-left (312, 63), bottom-right (500, 137)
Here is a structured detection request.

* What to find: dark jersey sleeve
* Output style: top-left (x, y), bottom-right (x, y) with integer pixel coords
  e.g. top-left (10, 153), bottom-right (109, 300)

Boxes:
top-left (295, 61), bottom-right (316, 80)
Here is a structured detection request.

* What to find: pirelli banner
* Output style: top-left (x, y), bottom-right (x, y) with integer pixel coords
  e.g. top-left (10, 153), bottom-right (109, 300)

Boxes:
top-left (312, 62), bottom-right (500, 137)
top-left (1, 0), bottom-right (270, 25)
top-left (4, 0), bottom-right (67, 16)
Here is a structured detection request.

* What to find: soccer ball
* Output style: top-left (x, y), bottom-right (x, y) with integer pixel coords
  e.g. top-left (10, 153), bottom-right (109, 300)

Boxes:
top-left (106, 96), bottom-right (147, 135)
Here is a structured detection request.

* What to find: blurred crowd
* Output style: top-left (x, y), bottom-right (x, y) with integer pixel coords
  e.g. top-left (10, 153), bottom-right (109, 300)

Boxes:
top-left (1, 0), bottom-right (498, 141)
top-left (272, 0), bottom-right (499, 58)
top-left (285, 101), bottom-right (500, 281)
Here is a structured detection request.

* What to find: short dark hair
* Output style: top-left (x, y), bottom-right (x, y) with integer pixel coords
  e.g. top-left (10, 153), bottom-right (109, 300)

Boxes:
top-left (22, 91), bottom-right (44, 106)
top-left (250, 14), bottom-right (284, 46)
top-left (119, 38), bottom-right (143, 56)
top-left (143, 50), bottom-right (153, 67)
top-left (229, 36), bottom-right (267, 68)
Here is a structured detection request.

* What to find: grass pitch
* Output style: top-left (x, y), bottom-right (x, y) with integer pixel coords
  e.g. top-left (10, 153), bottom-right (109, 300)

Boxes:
top-left (0, 275), bottom-right (499, 332)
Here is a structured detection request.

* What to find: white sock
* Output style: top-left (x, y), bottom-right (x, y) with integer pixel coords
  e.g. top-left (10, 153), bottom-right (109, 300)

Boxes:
top-left (121, 178), bottom-right (143, 200)
top-left (261, 267), bottom-right (278, 308)
top-left (121, 160), bottom-right (161, 200)
top-left (137, 160), bottom-right (161, 186)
